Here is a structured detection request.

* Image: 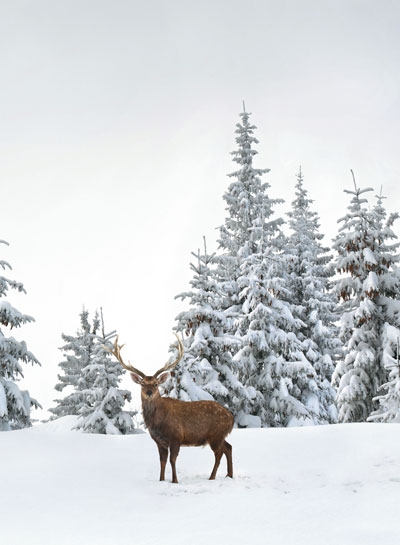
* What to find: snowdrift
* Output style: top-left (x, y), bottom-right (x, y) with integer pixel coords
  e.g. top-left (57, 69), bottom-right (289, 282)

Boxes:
top-left (2, 418), bottom-right (400, 545)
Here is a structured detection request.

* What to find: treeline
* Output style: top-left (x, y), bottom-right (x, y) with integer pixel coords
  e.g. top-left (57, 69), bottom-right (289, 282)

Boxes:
top-left (165, 108), bottom-right (400, 427)
top-left (1, 107), bottom-right (400, 431)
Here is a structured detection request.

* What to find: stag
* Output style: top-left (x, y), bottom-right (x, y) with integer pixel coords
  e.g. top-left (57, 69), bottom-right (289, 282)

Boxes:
top-left (107, 335), bottom-right (233, 483)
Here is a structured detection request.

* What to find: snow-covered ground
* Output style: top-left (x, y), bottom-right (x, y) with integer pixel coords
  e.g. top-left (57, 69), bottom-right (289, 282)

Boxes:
top-left (2, 418), bottom-right (400, 545)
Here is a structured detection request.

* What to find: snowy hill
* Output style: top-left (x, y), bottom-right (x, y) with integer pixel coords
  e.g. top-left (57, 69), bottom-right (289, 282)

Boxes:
top-left (2, 418), bottom-right (400, 545)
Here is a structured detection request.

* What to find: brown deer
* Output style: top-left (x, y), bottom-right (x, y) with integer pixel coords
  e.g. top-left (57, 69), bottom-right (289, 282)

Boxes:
top-left (107, 335), bottom-right (234, 483)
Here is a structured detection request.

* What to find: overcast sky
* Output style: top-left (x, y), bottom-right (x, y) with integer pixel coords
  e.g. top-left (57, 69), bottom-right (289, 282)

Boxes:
top-left (1, 0), bottom-right (400, 416)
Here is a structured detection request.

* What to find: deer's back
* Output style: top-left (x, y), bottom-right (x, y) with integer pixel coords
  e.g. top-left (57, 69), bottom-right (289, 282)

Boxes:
top-left (148, 398), bottom-right (234, 447)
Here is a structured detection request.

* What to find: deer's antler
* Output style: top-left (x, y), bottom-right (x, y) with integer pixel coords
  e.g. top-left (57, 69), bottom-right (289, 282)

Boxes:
top-left (153, 333), bottom-right (184, 378)
top-left (105, 336), bottom-right (146, 378)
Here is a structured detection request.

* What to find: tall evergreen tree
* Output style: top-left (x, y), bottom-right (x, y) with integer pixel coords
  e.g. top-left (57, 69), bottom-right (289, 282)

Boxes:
top-left (49, 308), bottom-right (98, 419)
top-left (216, 105), bottom-right (286, 424)
top-left (0, 240), bottom-right (40, 430)
top-left (285, 168), bottom-right (339, 424)
top-left (166, 238), bottom-right (245, 414)
top-left (216, 106), bottom-right (317, 427)
top-left (332, 177), bottom-right (400, 422)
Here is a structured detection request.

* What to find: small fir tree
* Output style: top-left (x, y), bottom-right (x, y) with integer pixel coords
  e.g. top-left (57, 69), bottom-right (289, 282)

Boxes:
top-left (0, 239), bottom-right (40, 430)
top-left (49, 308), bottom-right (98, 419)
top-left (76, 309), bottom-right (136, 434)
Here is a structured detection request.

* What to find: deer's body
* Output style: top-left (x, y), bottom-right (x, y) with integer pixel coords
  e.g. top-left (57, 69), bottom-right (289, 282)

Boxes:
top-left (137, 375), bottom-right (234, 483)
top-left (144, 396), bottom-right (233, 446)
top-left (107, 336), bottom-right (234, 483)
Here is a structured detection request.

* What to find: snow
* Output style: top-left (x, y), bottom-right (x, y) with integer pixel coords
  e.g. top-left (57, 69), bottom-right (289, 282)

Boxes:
top-left (363, 271), bottom-right (379, 294)
top-left (385, 323), bottom-right (400, 346)
top-left (2, 418), bottom-right (400, 545)
top-left (236, 409), bottom-right (262, 428)
top-left (363, 248), bottom-right (378, 265)
top-left (0, 381), bottom-right (7, 417)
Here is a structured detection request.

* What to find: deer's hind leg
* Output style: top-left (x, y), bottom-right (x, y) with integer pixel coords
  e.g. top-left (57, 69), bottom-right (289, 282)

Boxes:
top-left (209, 440), bottom-right (224, 480)
top-left (224, 440), bottom-right (233, 478)
top-left (209, 440), bottom-right (233, 480)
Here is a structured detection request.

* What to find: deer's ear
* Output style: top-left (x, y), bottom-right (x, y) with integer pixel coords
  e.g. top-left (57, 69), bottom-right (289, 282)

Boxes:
top-left (130, 373), bottom-right (143, 385)
top-left (157, 372), bottom-right (170, 385)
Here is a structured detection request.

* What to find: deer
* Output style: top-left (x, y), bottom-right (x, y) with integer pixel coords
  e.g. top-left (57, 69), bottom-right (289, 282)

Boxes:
top-left (107, 335), bottom-right (234, 484)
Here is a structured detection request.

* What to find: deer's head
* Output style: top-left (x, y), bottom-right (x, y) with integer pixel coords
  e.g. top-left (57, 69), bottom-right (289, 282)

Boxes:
top-left (130, 373), bottom-right (170, 401)
top-left (106, 334), bottom-right (184, 402)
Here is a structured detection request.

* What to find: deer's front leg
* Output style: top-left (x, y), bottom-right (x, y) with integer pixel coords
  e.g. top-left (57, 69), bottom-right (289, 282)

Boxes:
top-left (157, 443), bottom-right (168, 481)
top-left (169, 442), bottom-right (181, 484)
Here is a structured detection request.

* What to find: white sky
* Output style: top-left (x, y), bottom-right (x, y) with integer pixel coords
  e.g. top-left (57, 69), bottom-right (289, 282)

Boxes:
top-left (1, 0), bottom-right (400, 416)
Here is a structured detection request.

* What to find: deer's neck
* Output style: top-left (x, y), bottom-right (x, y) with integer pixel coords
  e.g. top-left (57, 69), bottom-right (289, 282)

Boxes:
top-left (142, 396), bottom-right (162, 428)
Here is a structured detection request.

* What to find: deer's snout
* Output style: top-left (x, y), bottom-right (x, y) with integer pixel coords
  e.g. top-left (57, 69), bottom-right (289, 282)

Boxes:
top-left (146, 389), bottom-right (153, 397)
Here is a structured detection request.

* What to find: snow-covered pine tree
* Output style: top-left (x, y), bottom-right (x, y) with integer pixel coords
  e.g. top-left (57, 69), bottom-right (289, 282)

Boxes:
top-left (332, 178), bottom-right (400, 422)
top-left (366, 192), bottom-right (400, 422)
top-left (49, 308), bottom-right (98, 419)
top-left (215, 106), bottom-right (319, 427)
top-left (76, 309), bottom-right (136, 434)
top-left (369, 325), bottom-right (400, 422)
top-left (0, 239), bottom-right (40, 430)
top-left (166, 237), bottom-right (245, 414)
top-left (285, 168), bottom-right (339, 424)
top-left (215, 105), bottom-right (291, 426)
